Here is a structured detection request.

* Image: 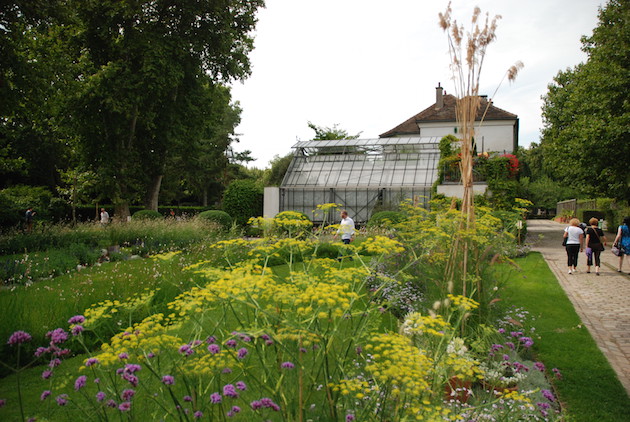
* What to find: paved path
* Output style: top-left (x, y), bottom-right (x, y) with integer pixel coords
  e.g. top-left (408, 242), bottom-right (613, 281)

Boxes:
top-left (525, 219), bottom-right (630, 396)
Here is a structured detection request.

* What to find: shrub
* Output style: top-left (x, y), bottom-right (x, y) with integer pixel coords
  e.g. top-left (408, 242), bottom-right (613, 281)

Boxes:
top-left (0, 185), bottom-right (54, 229)
top-left (222, 179), bottom-right (263, 225)
top-left (368, 211), bottom-right (407, 228)
top-left (132, 210), bottom-right (163, 220)
top-left (197, 210), bottom-right (233, 229)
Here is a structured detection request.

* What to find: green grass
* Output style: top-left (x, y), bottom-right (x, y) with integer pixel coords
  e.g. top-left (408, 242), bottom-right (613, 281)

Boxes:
top-left (498, 252), bottom-right (630, 421)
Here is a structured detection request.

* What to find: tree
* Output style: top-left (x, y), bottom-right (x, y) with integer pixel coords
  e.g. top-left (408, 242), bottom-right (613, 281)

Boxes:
top-left (69, 0), bottom-right (265, 217)
top-left (307, 122), bottom-right (361, 140)
top-left (265, 153), bottom-right (294, 186)
top-left (540, 0), bottom-right (630, 202)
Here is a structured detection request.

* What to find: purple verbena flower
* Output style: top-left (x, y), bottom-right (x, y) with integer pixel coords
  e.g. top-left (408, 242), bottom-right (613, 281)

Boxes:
top-left (85, 357), bottom-right (99, 367)
top-left (49, 358), bottom-right (61, 368)
top-left (210, 393), bottom-right (222, 403)
top-left (162, 375), bottom-right (175, 385)
top-left (179, 344), bottom-right (194, 355)
top-left (281, 361), bottom-right (295, 369)
top-left (124, 364), bottom-right (141, 373)
top-left (121, 389), bottom-right (135, 401)
top-left (35, 346), bottom-right (49, 357)
top-left (46, 328), bottom-right (68, 344)
top-left (222, 367), bottom-right (232, 374)
top-left (251, 400), bottom-right (262, 410)
top-left (225, 339), bottom-right (237, 348)
top-left (534, 362), bottom-right (545, 372)
top-left (8, 330), bottom-right (32, 345)
top-left (237, 348), bottom-right (248, 359)
top-left (553, 368), bottom-right (563, 379)
top-left (42, 370), bottom-right (52, 379)
top-left (235, 381), bottom-right (247, 391)
top-left (0, 399), bottom-right (4, 407)
top-left (118, 352), bottom-right (129, 360)
top-left (223, 384), bottom-right (238, 398)
top-left (194, 411), bottom-right (203, 419)
top-left (40, 390), bottom-right (51, 401)
top-left (118, 401), bottom-right (131, 412)
top-left (505, 342), bottom-right (515, 350)
top-left (68, 315), bottom-right (85, 324)
top-left (537, 402), bottom-right (551, 410)
top-left (206, 336), bottom-right (217, 344)
top-left (346, 415), bottom-right (356, 421)
top-left (71, 325), bottom-right (84, 336)
top-left (208, 344), bottom-right (220, 354)
top-left (96, 392), bottom-right (106, 402)
top-left (74, 375), bottom-right (87, 391)
top-left (183, 395), bottom-right (193, 402)
top-left (106, 399), bottom-right (117, 408)
top-left (56, 395), bottom-right (68, 406)
top-left (542, 389), bottom-right (555, 402)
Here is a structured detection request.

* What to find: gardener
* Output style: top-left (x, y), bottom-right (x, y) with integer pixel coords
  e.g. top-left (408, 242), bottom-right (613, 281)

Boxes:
top-left (334, 210), bottom-right (355, 245)
top-left (333, 210), bottom-right (355, 261)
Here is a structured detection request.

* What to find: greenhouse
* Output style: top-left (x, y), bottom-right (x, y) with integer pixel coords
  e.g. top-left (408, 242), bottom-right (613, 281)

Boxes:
top-left (277, 137), bottom-right (441, 223)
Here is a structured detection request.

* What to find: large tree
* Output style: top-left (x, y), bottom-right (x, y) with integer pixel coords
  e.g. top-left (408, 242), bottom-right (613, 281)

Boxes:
top-left (540, 0), bottom-right (630, 202)
top-left (70, 0), bottom-right (264, 217)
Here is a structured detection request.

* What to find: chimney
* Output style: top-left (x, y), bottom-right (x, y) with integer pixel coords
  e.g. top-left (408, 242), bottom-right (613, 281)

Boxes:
top-left (436, 83), bottom-right (444, 109)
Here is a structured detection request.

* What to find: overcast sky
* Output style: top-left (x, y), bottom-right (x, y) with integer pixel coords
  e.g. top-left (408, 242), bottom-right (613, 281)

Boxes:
top-left (229, 0), bottom-right (603, 167)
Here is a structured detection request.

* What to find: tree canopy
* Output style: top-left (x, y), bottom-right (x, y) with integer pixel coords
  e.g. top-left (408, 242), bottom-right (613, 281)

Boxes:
top-left (1, 0), bottom-right (265, 218)
top-left (539, 0), bottom-right (629, 203)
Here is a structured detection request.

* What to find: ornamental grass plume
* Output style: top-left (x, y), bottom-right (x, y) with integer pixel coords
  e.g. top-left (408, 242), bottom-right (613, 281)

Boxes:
top-left (439, 2), bottom-right (522, 300)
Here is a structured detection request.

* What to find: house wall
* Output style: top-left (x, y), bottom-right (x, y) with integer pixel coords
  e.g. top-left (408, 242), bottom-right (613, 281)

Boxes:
top-left (417, 120), bottom-right (516, 153)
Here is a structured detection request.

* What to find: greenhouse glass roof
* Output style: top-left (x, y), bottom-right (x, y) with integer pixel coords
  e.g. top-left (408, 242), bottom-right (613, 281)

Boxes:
top-left (282, 137), bottom-right (440, 188)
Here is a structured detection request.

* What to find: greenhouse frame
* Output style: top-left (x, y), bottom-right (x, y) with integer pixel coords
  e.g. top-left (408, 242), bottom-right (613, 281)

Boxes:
top-left (278, 137), bottom-right (441, 223)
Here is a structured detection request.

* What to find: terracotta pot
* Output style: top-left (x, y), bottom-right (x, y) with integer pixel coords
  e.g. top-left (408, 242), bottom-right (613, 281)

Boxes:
top-left (444, 377), bottom-right (472, 403)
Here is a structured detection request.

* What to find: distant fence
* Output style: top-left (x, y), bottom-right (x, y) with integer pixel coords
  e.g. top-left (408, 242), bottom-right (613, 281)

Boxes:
top-left (556, 199), bottom-right (599, 217)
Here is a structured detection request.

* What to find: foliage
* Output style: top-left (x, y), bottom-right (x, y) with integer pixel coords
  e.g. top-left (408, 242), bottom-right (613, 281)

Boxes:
top-left (197, 210), bottom-right (233, 230)
top-left (307, 121), bottom-right (361, 141)
top-left (264, 153), bottom-right (294, 186)
top-left (0, 185), bottom-right (59, 228)
top-left (131, 210), bottom-right (162, 221)
top-left (539, 0), bottom-right (630, 202)
top-left (367, 211), bottom-right (408, 228)
top-left (0, 228), bottom-right (560, 421)
top-left (222, 179), bottom-right (263, 226)
top-left (519, 176), bottom-right (578, 210)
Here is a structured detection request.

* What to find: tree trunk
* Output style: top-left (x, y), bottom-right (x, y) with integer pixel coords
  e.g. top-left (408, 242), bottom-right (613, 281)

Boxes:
top-left (115, 202), bottom-right (130, 221)
top-left (145, 174), bottom-right (163, 211)
top-left (202, 188), bottom-right (208, 207)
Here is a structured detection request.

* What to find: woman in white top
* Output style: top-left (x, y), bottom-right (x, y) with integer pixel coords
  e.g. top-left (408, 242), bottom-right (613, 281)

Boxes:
top-left (563, 218), bottom-right (584, 274)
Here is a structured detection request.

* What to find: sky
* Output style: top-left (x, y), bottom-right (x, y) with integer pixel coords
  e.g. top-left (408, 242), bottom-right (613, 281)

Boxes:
top-left (229, 0), bottom-right (603, 167)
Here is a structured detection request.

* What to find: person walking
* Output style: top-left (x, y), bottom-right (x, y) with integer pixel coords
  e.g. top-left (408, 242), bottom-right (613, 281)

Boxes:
top-left (563, 218), bottom-right (583, 274)
top-left (584, 217), bottom-right (607, 275)
top-left (100, 208), bottom-right (110, 225)
top-left (613, 216), bottom-right (630, 273)
top-left (24, 207), bottom-right (36, 232)
top-left (333, 210), bottom-right (355, 245)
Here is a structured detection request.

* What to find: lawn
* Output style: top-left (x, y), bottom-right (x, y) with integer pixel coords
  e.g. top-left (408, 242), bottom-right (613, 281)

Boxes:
top-left (499, 252), bottom-right (630, 421)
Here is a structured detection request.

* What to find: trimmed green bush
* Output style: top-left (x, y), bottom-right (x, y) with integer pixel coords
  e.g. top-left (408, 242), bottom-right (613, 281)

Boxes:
top-left (197, 210), bottom-right (233, 229)
top-left (222, 179), bottom-right (263, 226)
top-left (368, 211), bottom-right (407, 228)
top-left (132, 210), bottom-right (162, 220)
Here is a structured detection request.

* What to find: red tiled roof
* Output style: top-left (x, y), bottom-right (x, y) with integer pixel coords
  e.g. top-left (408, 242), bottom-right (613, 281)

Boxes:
top-left (380, 94), bottom-right (518, 138)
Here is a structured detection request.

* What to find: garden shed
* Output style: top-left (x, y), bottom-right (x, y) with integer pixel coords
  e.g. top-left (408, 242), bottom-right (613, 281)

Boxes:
top-left (272, 137), bottom-right (440, 223)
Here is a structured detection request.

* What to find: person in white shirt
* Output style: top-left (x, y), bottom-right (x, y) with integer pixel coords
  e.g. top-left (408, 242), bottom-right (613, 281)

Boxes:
top-left (334, 210), bottom-right (355, 244)
top-left (563, 218), bottom-right (583, 274)
top-left (100, 208), bottom-right (110, 225)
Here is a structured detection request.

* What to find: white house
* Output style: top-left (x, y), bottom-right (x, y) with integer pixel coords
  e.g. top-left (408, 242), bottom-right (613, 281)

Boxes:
top-left (380, 83), bottom-right (518, 154)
